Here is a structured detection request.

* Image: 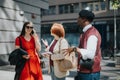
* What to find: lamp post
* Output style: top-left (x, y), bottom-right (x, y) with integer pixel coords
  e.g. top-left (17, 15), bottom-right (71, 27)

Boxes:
top-left (112, 0), bottom-right (120, 59)
top-left (113, 8), bottom-right (117, 59)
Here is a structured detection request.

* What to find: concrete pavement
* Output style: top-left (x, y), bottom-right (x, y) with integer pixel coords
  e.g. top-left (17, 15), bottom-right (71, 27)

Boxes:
top-left (100, 59), bottom-right (120, 80)
top-left (0, 65), bottom-right (74, 80)
top-left (0, 70), bottom-right (74, 80)
top-left (0, 59), bottom-right (120, 80)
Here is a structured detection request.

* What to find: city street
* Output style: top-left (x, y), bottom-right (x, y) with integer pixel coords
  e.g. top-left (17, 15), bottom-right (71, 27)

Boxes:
top-left (0, 59), bottom-right (120, 80)
top-left (0, 70), bottom-right (74, 80)
top-left (0, 65), bottom-right (74, 80)
top-left (0, 70), bottom-right (73, 80)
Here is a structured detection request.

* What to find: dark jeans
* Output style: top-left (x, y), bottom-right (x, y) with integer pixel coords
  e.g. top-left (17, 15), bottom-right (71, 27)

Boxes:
top-left (50, 66), bottom-right (66, 80)
top-left (77, 72), bottom-right (100, 80)
top-left (50, 66), bottom-right (56, 80)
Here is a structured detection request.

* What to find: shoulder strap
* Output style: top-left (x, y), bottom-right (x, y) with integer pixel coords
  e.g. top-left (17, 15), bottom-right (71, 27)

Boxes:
top-left (59, 39), bottom-right (62, 54)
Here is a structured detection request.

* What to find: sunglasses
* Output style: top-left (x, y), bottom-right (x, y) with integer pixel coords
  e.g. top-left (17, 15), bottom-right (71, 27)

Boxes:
top-left (26, 26), bottom-right (33, 29)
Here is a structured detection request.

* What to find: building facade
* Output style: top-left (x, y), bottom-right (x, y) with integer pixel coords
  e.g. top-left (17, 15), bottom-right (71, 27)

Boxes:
top-left (41, 0), bottom-right (120, 52)
top-left (0, 0), bottom-right (48, 65)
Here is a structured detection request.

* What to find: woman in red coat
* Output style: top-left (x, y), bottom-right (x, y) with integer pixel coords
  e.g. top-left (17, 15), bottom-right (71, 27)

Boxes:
top-left (15, 22), bottom-right (43, 80)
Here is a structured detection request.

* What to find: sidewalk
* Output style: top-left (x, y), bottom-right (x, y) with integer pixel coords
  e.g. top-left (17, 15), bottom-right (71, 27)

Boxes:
top-left (0, 70), bottom-right (74, 80)
top-left (0, 59), bottom-right (120, 80)
top-left (101, 59), bottom-right (120, 80)
top-left (0, 65), bottom-right (74, 80)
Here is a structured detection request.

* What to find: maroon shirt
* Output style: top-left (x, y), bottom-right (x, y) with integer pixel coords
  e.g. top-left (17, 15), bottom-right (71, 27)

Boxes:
top-left (49, 39), bottom-right (58, 66)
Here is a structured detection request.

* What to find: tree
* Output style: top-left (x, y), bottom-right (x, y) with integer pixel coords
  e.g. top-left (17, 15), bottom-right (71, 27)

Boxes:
top-left (111, 0), bottom-right (120, 9)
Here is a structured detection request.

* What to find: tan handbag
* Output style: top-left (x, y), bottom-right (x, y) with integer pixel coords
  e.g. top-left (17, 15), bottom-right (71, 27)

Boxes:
top-left (51, 53), bottom-right (65, 60)
top-left (51, 39), bottom-right (65, 61)
top-left (58, 52), bottom-right (77, 72)
top-left (57, 39), bottom-right (77, 72)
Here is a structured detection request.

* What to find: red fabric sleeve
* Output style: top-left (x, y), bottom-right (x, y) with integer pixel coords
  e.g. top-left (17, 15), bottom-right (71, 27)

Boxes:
top-left (15, 37), bottom-right (20, 46)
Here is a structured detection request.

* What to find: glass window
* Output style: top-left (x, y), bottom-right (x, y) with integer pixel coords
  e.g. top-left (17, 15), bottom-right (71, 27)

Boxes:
top-left (41, 6), bottom-right (56, 15)
top-left (73, 3), bottom-right (79, 13)
top-left (59, 4), bottom-right (70, 14)
top-left (63, 23), bottom-right (81, 33)
top-left (49, 6), bottom-right (56, 15)
top-left (82, 2), bottom-right (88, 9)
top-left (82, 2), bottom-right (106, 11)
top-left (95, 4), bottom-right (99, 11)
top-left (64, 5), bottom-right (69, 13)
top-left (101, 2), bottom-right (106, 10)
top-left (41, 24), bottom-right (52, 34)
top-left (70, 4), bottom-right (74, 13)
top-left (59, 5), bottom-right (64, 14)
top-left (59, 3), bottom-right (79, 14)
top-left (41, 9), bottom-right (49, 16)
top-left (89, 4), bottom-right (93, 11)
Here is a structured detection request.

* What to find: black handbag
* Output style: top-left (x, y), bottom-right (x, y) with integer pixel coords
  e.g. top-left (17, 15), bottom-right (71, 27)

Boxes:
top-left (80, 58), bottom-right (94, 70)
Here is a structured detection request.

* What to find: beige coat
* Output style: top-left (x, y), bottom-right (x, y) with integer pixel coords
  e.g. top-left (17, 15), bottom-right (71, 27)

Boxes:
top-left (46, 38), bottom-right (69, 78)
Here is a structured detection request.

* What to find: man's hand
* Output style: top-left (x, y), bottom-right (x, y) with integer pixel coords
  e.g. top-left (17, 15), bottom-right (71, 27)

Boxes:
top-left (63, 47), bottom-right (74, 56)
top-left (67, 47), bottom-right (74, 53)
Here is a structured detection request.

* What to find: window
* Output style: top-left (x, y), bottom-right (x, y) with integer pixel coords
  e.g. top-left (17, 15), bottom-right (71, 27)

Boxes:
top-left (59, 3), bottom-right (79, 14)
top-left (59, 4), bottom-right (69, 14)
top-left (70, 4), bottom-right (74, 13)
top-left (41, 9), bottom-right (49, 16)
top-left (41, 6), bottom-right (56, 16)
top-left (73, 3), bottom-right (79, 13)
top-left (101, 2), bottom-right (106, 10)
top-left (95, 4), bottom-right (99, 11)
top-left (89, 3), bottom-right (93, 11)
top-left (82, 2), bottom-right (106, 11)
top-left (64, 5), bottom-right (69, 13)
top-left (63, 23), bottom-right (80, 33)
top-left (82, 2), bottom-right (88, 9)
top-left (59, 5), bottom-right (64, 14)
top-left (49, 6), bottom-right (56, 15)
top-left (41, 24), bottom-right (52, 34)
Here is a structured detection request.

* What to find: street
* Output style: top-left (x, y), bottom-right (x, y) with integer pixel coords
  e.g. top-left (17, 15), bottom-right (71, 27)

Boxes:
top-left (0, 70), bottom-right (74, 80)
top-left (0, 59), bottom-right (120, 80)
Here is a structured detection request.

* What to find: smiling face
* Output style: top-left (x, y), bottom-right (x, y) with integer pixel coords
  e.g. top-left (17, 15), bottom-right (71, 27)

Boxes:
top-left (25, 22), bottom-right (33, 34)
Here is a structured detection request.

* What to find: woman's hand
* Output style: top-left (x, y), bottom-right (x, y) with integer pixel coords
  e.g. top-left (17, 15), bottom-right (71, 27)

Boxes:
top-left (63, 47), bottom-right (76, 55)
top-left (32, 29), bottom-right (38, 40)
top-left (42, 53), bottom-right (50, 58)
top-left (32, 29), bottom-right (41, 51)
top-left (22, 55), bottom-right (30, 60)
top-left (41, 52), bottom-right (51, 58)
top-left (41, 39), bottom-right (48, 47)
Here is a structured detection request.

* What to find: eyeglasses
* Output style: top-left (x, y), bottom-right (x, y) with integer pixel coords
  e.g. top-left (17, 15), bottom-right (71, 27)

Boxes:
top-left (26, 26), bottom-right (33, 29)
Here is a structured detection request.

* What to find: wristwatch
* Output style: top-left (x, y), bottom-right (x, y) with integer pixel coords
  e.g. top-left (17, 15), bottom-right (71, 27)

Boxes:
top-left (73, 47), bottom-right (77, 52)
